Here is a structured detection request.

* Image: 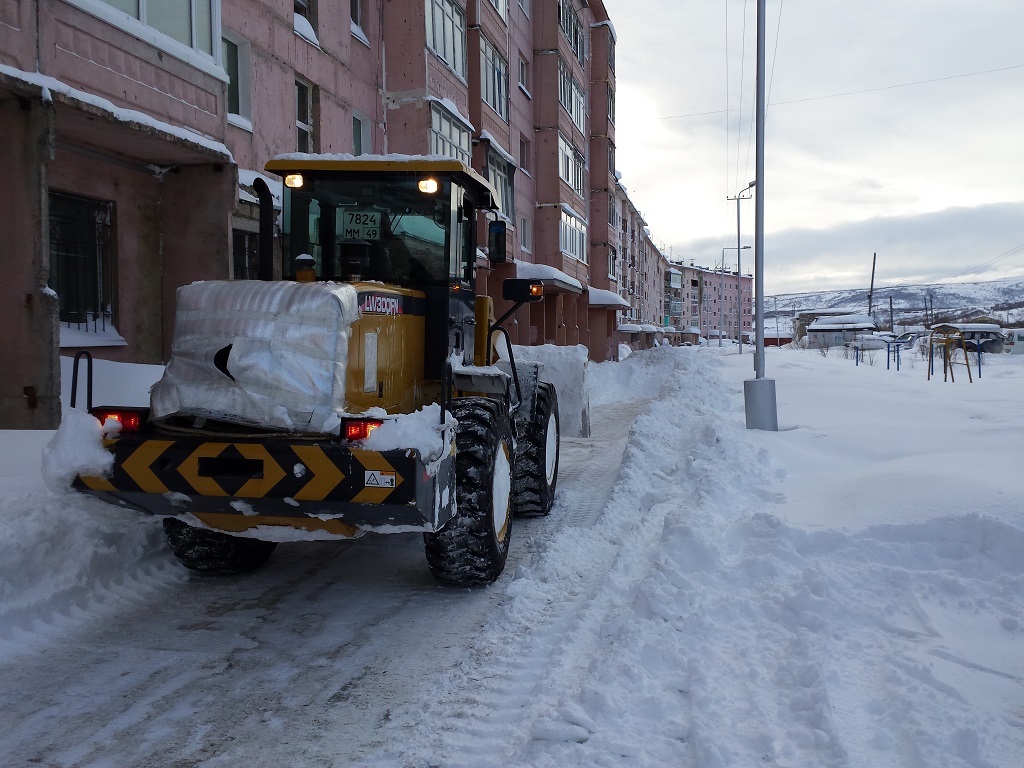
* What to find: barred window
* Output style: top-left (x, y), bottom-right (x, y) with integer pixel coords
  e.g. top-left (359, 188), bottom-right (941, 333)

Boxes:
top-left (232, 229), bottom-right (259, 280)
top-left (481, 36), bottom-right (509, 121)
top-left (430, 104), bottom-right (471, 164)
top-left (426, 0), bottom-right (467, 78)
top-left (48, 192), bottom-right (116, 333)
top-left (558, 133), bottom-right (586, 198)
top-left (558, 59), bottom-right (586, 132)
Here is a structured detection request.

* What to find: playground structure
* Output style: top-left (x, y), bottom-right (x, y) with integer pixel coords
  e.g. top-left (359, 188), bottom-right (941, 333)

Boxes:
top-left (927, 324), bottom-right (974, 382)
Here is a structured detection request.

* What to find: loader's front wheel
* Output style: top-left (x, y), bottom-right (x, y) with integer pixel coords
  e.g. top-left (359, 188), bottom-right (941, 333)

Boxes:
top-left (424, 398), bottom-right (513, 586)
top-left (513, 382), bottom-right (559, 517)
top-left (162, 518), bottom-right (277, 574)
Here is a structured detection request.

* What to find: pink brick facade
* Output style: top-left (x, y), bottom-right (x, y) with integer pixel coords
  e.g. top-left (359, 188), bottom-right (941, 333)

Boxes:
top-left (0, 0), bottom-right (687, 428)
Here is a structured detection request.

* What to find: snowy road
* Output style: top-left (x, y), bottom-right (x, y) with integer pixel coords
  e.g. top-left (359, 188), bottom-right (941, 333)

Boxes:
top-left (3, 346), bottom-right (1024, 768)
top-left (0, 391), bottom-right (649, 768)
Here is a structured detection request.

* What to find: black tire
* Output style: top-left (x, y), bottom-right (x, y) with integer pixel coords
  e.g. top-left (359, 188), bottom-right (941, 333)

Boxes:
top-left (424, 397), bottom-right (514, 586)
top-left (162, 517), bottom-right (277, 574)
top-left (513, 382), bottom-right (559, 517)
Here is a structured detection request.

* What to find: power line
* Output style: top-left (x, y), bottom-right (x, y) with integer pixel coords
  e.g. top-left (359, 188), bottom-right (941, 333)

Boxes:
top-left (935, 241), bottom-right (1024, 284)
top-left (662, 63), bottom-right (1024, 121)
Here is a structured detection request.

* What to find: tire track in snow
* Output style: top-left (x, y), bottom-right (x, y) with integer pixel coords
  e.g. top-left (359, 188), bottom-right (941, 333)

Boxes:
top-left (359, 396), bottom-right (689, 767)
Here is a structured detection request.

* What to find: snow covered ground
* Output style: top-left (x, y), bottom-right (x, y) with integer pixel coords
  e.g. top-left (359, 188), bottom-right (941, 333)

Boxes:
top-left (2, 345), bottom-right (1023, 767)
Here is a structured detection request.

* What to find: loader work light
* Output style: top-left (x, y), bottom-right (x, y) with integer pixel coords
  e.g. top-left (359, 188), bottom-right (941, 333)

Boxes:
top-left (417, 178), bottom-right (439, 194)
top-left (284, 174), bottom-right (305, 188)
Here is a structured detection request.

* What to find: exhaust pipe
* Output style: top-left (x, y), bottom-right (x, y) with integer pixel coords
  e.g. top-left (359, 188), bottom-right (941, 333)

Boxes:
top-left (252, 177), bottom-right (275, 281)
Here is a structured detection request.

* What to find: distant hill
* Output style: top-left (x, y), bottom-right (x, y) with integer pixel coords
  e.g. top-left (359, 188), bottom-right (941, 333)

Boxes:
top-left (767, 277), bottom-right (1024, 328)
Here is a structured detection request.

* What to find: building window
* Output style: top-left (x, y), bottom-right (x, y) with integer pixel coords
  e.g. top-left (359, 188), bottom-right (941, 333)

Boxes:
top-left (481, 36), bottom-right (509, 121)
top-left (351, 0), bottom-right (363, 26)
top-left (296, 79), bottom-right (315, 151)
top-left (519, 214), bottom-right (532, 253)
top-left (558, 59), bottom-right (586, 133)
top-left (232, 229), bottom-right (259, 280)
top-left (518, 54), bottom-right (530, 91)
top-left (222, 33), bottom-right (251, 124)
top-left (48, 192), bottom-right (115, 332)
top-left (519, 0), bottom-right (529, 17)
top-left (519, 134), bottom-right (531, 174)
top-left (607, 84), bottom-right (615, 124)
top-left (430, 104), bottom-right (471, 164)
top-left (608, 246), bottom-right (617, 280)
top-left (95, 0), bottom-right (216, 57)
top-left (558, 132), bottom-right (586, 198)
top-left (557, 0), bottom-right (585, 63)
top-left (426, 0), bottom-right (467, 78)
top-left (559, 209), bottom-right (587, 263)
top-left (488, 0), bottom-right (507, 21)
top-left (352, 113), bottom-right (370, 154)
top-left (487, 150), bottom-right (514, 219)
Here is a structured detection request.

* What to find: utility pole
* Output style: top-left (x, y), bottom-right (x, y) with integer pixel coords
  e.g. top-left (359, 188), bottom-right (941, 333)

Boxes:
top-left (868, 252), bottom-right (876, 316)
top-left (728, 181), bottom-right (756, 353)
top-left (743, 0), bottom-right (778, 431)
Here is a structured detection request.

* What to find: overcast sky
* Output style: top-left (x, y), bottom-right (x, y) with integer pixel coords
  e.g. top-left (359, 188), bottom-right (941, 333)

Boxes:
top-left (602, 0), bottom-right (1024, 296)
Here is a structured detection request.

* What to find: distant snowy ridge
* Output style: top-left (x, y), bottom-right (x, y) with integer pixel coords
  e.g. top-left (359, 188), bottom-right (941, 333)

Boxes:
top-left (769, 276), bottom-right (1024, 322)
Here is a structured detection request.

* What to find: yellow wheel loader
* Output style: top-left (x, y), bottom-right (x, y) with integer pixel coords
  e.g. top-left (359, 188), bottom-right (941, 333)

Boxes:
top-left (72, 156), bottom-right (560, 586)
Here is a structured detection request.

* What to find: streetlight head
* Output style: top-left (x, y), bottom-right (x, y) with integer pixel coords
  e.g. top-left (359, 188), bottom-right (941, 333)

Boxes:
top-left (747, 180), bottom-right (756, 189)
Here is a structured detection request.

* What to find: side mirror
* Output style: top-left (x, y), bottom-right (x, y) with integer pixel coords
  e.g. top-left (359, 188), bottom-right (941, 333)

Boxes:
top-left (502, 278), bottom-right (544, 303)
top-left (488, 220), bottom-right (507, 264)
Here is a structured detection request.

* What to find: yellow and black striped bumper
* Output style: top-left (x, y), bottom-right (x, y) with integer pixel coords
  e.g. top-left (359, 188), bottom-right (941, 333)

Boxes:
top-left (74, 434), bottom-right (456, 537)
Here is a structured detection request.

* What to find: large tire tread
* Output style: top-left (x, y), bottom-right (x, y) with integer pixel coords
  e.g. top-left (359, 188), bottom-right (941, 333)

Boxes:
top-left (513, 382), bottom-right (559, 517)
top-left (424, 397), bottom-right (513, 586)
top-left (162, 518), bottom-right (277, 574)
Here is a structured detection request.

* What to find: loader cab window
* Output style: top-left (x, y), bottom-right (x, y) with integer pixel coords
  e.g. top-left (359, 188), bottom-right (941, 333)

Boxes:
top-left (280, 174), bottom-right (456, 287)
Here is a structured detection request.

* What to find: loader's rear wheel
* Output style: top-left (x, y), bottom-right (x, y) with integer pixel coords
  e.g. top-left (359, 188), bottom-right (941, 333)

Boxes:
top-left (162, 518), bottom-right (277, 574)
top-left (513, 382), bottom-right (559, 517)
top-left (424, 398), bottom-right (513, 586)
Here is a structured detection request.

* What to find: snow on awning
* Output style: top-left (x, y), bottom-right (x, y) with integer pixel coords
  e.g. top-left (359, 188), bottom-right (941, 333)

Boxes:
top-left (478, 130), bottom-right (517, 167)
top-left (808, 313), bottom-right (875, 331)
top-left (515, 260), bottom-right (583, 294)
top-left (238, 169), bottom-right (282, 208)
top-left (641, 324), bottom-right (659, 333)
top-left (587, 286), bottom-right (630, 308)
top-left (617, 323), bottom-right (642, 333)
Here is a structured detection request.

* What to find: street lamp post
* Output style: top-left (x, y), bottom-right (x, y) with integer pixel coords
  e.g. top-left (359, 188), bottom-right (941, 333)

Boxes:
top-left (720, 246), bottom-right (750, 347)
top-left (728, 181), bottom-right (756, 353)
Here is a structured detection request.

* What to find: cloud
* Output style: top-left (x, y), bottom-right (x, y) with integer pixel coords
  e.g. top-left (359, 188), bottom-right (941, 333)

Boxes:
top-left (602, 0), bottom-right (1024, 295)
top-left (668, 202), bottom-right (1024, 295)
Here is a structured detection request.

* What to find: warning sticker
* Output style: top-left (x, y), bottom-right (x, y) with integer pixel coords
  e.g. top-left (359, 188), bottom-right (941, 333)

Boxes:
top-left (364, 470), bottom-right (397, 488)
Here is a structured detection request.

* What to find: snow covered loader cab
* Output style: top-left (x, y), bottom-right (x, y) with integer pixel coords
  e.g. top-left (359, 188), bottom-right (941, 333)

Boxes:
top-left (73, 156), bottom-right (562, 586)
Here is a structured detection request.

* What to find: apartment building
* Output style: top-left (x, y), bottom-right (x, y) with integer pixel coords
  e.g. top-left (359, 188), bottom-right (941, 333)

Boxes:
top-left (676, 262), bottom-right (753, 344)
top-left (0, 0), bottom-right (662, 428)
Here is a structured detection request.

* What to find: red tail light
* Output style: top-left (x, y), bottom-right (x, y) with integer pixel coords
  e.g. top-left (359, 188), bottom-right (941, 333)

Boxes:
top-left (345, 419), bottom-right (383, 441)
top-left (93, 409), bottom-right (143, 433)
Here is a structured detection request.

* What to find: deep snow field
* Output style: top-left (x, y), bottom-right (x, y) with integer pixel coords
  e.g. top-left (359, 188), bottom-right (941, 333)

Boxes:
top-left (1, 343), bottom-right (1022, 768)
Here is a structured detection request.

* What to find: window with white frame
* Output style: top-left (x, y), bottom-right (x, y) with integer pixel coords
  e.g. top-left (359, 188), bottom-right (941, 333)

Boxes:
top-left (519, 214), bottom-right (532, 252)
top-left (222, 32), bottom-right (251, 123)
top-left (519, 134), bottom-right (531, 174)
top-left (519, 0), bottom-right (529, 17)
top-left (518, 54), bottom-right (530, 91)
top-left (607, 84), bottom-right (615, 123)
top-left (352, 113), bottom-right (370, 154)
top-left (487, 150), bottom-right (514, 219)
top-left (91, 0), bottom-right (217, 58)
top-left (558, 59), bottom-right (586, 132)
top-left (351, 0), bottom-right (363, 26)
top-left (488, 0), bottom-right (507, 21)
top-left (608, 246), bottom-right (617, 280)
top-left (296, 79), bottom-right (315, 152)
top-left (426, 0), bottom-right (467, 78)
top-left (481, 36), bottom-right (509, 121)
top-left (430, 104), bottom-right (471, 164)
top-left (560, 209), bottom-right (587, 263)
top-left (558, 133), bottom-right (586, 198)
top-left (557, 0), bottom-right (585, 63)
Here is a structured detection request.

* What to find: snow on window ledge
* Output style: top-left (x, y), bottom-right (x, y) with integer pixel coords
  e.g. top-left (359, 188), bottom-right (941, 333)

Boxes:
top-left (294, 14), bottom-right (321, 48)
top-left (351, 21), bottom-right (370, 48)
top-left (228, 113), bottom-right (253, 133)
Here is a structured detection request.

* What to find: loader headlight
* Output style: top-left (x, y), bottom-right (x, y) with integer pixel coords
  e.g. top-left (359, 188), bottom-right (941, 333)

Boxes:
top-left (284, 174), bottom-right (305, 188)
top-left (417, 178), bottom-right (439, 194)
